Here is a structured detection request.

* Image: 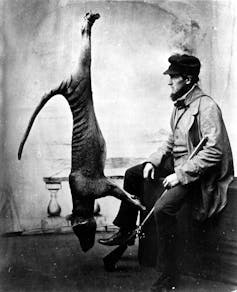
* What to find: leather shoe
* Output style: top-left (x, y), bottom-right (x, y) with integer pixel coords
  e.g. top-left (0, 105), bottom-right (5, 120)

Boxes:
top-left (150, 273), bottom-right (178, 291)
top-left (98, 229), bottom-right (135, 246)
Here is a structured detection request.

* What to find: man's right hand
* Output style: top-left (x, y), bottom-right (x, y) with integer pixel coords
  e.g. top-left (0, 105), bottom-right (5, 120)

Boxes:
top-left (143, 162), bottom-right (155, 180)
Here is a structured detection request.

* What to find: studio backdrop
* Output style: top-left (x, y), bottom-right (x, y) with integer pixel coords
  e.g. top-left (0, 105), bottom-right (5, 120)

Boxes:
top-left (0, 0), bottom-right (236, 233)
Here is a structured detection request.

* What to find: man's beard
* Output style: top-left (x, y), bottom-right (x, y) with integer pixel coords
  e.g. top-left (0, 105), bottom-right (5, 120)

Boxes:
top-left (170, 83), bottom-right (193, 101)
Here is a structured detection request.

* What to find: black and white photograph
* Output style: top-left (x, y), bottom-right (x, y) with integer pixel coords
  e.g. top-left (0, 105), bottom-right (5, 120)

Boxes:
top-left (0, 0), bottom-right (237, 291)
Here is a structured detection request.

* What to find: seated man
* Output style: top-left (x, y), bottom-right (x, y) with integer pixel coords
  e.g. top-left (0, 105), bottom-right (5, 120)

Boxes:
top-left (99, 54), bottom-right (234, 291)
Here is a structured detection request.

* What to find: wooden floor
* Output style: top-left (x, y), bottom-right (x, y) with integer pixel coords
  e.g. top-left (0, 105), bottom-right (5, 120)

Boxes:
top-left (0, 232), bottom-right (236, 292)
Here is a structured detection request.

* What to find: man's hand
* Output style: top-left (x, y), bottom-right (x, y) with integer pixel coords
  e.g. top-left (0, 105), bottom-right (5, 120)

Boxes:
top-left (163, 173), bottom-right (179, 189)
top-left (143, 162), bottom-right (155, 180)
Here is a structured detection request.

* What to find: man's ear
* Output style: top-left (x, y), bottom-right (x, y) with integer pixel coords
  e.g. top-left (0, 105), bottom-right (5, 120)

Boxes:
top-left (185, 75), bottom-right (192, 84)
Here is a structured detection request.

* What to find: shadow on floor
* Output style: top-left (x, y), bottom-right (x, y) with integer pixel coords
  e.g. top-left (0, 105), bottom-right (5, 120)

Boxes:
top-left (0, 232), bottom-right (236, 292)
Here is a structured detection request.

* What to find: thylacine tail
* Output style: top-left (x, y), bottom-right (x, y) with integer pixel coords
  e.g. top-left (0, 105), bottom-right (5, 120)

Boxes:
top-left (18, 83), bottom-right (65, 160)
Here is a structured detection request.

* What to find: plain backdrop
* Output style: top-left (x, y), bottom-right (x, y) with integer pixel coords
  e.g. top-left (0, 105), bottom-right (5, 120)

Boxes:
top-left (0, 0), bottom-right (236, 232)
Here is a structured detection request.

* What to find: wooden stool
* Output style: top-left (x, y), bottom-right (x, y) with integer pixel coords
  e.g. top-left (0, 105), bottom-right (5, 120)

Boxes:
top-left (138, 178), bottom-right (237, 285)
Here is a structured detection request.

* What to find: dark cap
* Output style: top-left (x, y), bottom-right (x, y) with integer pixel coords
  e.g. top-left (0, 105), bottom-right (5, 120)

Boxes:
top-left (163, 54), bottom-right (201, 77)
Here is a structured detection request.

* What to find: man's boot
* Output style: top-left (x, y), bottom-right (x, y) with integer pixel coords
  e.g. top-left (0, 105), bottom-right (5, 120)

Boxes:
top-left (98, 228), bottom-right (135, 246)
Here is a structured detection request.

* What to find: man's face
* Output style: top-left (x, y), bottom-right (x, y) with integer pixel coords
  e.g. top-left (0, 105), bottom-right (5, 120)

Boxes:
top-left (168, 74), bottom-right (186, 101)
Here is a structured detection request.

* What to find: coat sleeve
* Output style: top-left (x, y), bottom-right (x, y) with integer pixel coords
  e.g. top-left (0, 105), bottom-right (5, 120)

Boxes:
top-left (146, 131), bottom-right (174, 167)
top-left (175, 96), bottom-right (223, 185)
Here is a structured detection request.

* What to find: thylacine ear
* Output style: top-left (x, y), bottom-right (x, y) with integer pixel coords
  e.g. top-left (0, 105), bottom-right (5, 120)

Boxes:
top-left (95, 178), bottom-right (146, 211)
top-left (72, 216), bottom-right (97, 252)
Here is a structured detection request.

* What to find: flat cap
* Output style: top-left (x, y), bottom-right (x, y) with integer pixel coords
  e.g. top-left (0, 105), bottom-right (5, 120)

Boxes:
top-left (163, 54), bottom-right (201, 76)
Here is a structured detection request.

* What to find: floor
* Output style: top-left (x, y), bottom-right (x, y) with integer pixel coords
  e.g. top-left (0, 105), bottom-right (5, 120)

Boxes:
top-left (0, 231), bottom-right (236, 292)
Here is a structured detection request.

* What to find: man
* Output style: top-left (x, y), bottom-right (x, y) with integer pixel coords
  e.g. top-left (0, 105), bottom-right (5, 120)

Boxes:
top-left (99, 54), bottom-right (234, 291)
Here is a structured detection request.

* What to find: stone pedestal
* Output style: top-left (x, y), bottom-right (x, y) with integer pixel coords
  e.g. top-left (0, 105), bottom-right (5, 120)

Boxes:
top-left (41, 216), bottom-right (70, 233)
top-left (41, 179), bottom-right (70, 233)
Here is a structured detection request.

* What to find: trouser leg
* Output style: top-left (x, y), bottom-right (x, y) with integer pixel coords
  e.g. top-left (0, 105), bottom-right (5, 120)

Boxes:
top-left (113, 155), bottom-right (175, 231)
top-left (113, 163), bottom-right (145, 230)
top-left (154, 184), bottom-right (191, 275)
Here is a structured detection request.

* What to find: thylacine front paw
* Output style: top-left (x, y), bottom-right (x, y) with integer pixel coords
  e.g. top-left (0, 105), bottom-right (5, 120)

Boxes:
top-left (129, 195), bottom-right (146, 211)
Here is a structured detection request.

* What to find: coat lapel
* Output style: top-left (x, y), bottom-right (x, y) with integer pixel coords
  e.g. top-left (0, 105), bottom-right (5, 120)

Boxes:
top-left (172, 85), bottom-right (205, 131)
top-left (173, 107), bottom-right (188, 130)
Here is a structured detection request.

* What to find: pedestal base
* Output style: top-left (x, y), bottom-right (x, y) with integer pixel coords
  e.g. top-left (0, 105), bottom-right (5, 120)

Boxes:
top-left (41, 215), bottom-right (108, 234)
top-left (41, 216), bottom-right (70, 233)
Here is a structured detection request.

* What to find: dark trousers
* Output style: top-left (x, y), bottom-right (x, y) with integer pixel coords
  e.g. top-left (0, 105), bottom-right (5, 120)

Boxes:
top-left (113, 157), bottom-right (199, 275)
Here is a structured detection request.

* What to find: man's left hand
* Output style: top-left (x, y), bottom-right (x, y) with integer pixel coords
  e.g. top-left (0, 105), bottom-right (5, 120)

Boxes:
top-left (163, 173), bottom-right (179, 189)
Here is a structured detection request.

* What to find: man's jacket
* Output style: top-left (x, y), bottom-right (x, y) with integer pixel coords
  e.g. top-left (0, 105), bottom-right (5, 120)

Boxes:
top-left (148, 85), bottom-right (234, 221)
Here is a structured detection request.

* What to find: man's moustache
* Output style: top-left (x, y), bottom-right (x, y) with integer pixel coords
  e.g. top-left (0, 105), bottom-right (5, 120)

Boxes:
top-left (170, 84), bottom-right (193, 101)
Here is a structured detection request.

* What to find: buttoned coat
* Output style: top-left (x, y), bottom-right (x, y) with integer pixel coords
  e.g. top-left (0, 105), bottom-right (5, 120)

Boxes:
top-left (148, 85), bottom-right (234, 221)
